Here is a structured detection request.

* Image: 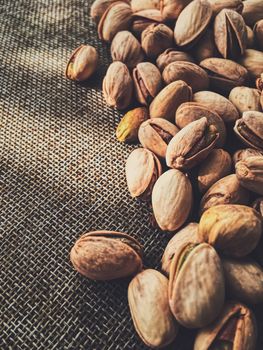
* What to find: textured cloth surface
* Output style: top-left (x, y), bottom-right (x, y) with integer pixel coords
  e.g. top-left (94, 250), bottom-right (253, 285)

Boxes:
top-left (0, 1), bottom-right (262, 349)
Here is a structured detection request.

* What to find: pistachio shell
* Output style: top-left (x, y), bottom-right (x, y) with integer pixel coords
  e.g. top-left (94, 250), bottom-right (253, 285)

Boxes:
top-left (233, 148), bottom-right (263, 164)
top-left (156, 49), bottom-right (194, 72)
top-left (160, 0), bottom-right (192, 21)
top-left (207, 0), bottom-right (243, 16)
top-left (236, 156), bottom-right (263, 195)
top-left (229, 86), bottom-right (262, 115)
top-left (238, 49), bottom-right (263, 80)
top-left (254, 19), bottom-right (263, 50)
top-left (90, 0), bottom-right (127, 23)
top-left (243, 0), bottom-right (263, 26)
top-left (131, 9), bottom-right (163, 37)
top-left (131, 0), bottom-right (160, 12)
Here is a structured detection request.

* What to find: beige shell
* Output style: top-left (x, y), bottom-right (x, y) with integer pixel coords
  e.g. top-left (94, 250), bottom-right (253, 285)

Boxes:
top-left (236, 156), bottom-right (263, 195)
top-left (233, 148), bottom-right (263, 164)
top-left (160, 0), bottom-right (192, 20)
top-left (198, 204), bottom-right (262, 257)
top-left (207, 0), bottom-right (243, 16)
top-left (131, 9), bottom-right (163, 37)
top-left (70, 231), bottom-right (143, 280)
top-left (131, 0), bottom-right (160, 12)
top-left (238, 49), bottom-right (263, 80)
top-left (156, 49), bottom-right (194, 72)
top-left (152, 169), bottom-right (193, 231)
top-left (169, 243), bottom-right (225, 328)
top-left (90, 0), bottom-right (128, 23)
top-left (229, 86), bottom-right (262, 115)
top-left (243, 0), bottom-right (263, 26)
top-left (128, 269), bottom-right (178, 348)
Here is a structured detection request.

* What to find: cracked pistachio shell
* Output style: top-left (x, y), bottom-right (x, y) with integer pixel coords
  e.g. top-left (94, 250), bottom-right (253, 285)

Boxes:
top-left (161, 223), bottom-right (199, 276)
top-left (98, 1), bottom-right (132, 42)
top-left (198, 149), bottom-right (232, 194)
top-left (169, 243), bottom-right (225, 328)
top-left (193, 90), bottom-right (239, 124)
top-left (65, 45), bottom-right (98, 81)
top-left (70, 231), bottom-right (143, 280)
top-left (194, 302), bottom-right (257, 350)
top-left (150, 80), bottom-right (192, 122)
top-left (246, 25), bottom-right (255, 48)
top-left (233, 148), bottom-right (263, 164)
top-left (166, 117), bottom-right (219, 171)
top-left (174, 0), bottom-right (213, 48)
top-left (192, 29), bottom-right (218, 62)
top-left (234, 111), bottom-right (263, 151)
top-left (222, 258), bottom-right (263, 304)
top-left (200, 58), bottom-right (248, 95)
top-left (111, 31), bottom-right (144, 69)
top-left (131, 0), bottom-right (160, 12)
top-left (141, 23), bottom-right (174, 59)
top-left (207, 0), bottom-right (243, 16)
top-left (162, 61), bottom-right (209, 92)
top-left (214, 9), bottom-right (247, 60)
top-left (152, 169), bottom-right (193, 231)
top-left (236, 156), bottom-right (263, 195)
top-left (229, 86), bottom-right (262, 116)
top-left (243, 0), bottom-right (263, 26)
top-left (156, 49), bottom-right (194, 72)
top-left (138, 118), bottom-right (179, 158)
top-left (90, 0), bottom-right (128, 23)
top-left (128, 269), bottom-right (178, 348)
top-left (126, 148), bottom-right (162, 200)
top-left (200, 174), bottom-right (250, 215)
top-left (198, 204), bottom-right (262, 257)
top-left (160, 0), bottom-right (191, 21)
top-left (238, 49), bottom-right (263, 81)
top-left (175, 102), bottom-right (226, 147)
top-left (131, 9), bottom-right (163, 37)
top-left (254, 19), bottom-right (263, 50)
top-left (103, 62), bottom-right (133, 110)
top-left (133, 62), bottom-right (162, 106)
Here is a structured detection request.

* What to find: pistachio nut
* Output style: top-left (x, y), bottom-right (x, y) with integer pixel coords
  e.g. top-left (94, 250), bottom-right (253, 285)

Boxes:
top-left (138, 118), bottom-right (179, 159)
top-left (116, 107), bottom-right (149, 143)
top-left (156, 49), bottom-right (194, 72)
top-left (234, 111), bottom-right (263, 151)
top-left (131, 9), bottom-right (163, 37)
top-left (200, 58), bottom-right (248, 95)
top-left (128, 269), bottom-right (178, 348)
top-left (90, 0), bottom-right (127, 23)
top-left (174, 0), bottom-right (213, 48)
top-left (131, 0), bottom-right (160, 12)
top-left (232, 148), bottom-right (263, 165)
top-left (254, 19), bottom-right (263, 50)
top-left (238, 49), bottom-right (263, 80)
top-left (246, 25), bottom-right (255, 48)
top-left (126, 148), bottom-right (162, 200)
top-left (65, 45), bottom-right (98, 81)
top-left (166, 117), bottom-right (219, 171)
top-left (161, 222), bottom-right (199, 276)
top-left (192, 29), bottom-right (218, 62)
top-left (194, 302), bottom-right (257, 350)
top-left (175, 102), bottom-right (226, 147)
top-left (198, 204), bottom-right (262, 257)
top-left (198, 149), bottom-right (232, 194)
top-left (243, 0), bottom-right (263, 26)
top-left (160, 0), bottom-right (192, 21)
top-left (149, 80), bottom-right (192, 122)
top-left (222, 258), bottom-right (263, 304)
top-left (214, 9), bottom-right (247, 59)
top-left (200, 174), bottom-right (250, 215)
top-left (133, 62), bottom-right (162, 106)
top-left (207, 0), bottom-right (243, 16)
top-left (162, 61), bottom-right (209, 92)
top-left (103, 62), bottom-right (133, 110)
top-left (152, 169), bottom-right (193, 231)
top-left (236, 156), bottom-right (263, 195)
top-left (111, 31), bottom-right (144, 69)
top-left (252, 197), bottom-right (263, 216)
top-left (70, 231), bottom-right (143, 280)
top-left (193, 90), bottom-right (239, 124)
top-left (141, 23), bottom-right (174, 59)
top-left (229, 86), bottom-right (262, 115)
top-left (98, 1), bottom-right (133, 42)
top-left (169, 242), bottom-right (225, 328)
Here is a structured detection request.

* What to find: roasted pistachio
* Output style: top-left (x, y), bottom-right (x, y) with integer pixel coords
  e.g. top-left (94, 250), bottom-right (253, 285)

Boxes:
top-left (156, 49), bottom-right (194, 72)
top-left (243, 0), bottom-right (263, 26)
top-left (160, 0), bottom-right (191, 21)
top-left (131, 9), bottom-right (163, 37)
top-left (238, 49), bottom-right (263, 81)
top-left (236, 156), bottom-right (263, 195)
top-left (207, 0), bottom-right (243, 16)
top-left (131, 0), bottom-right (160, 12)
top-left (229, 86), bottom-right (262, 115)
top-left (90, 0), bottom-right (127, 23)
top-left (233, 148), bottom-right (263, 164)
top-left (254, 19), bottom-right (263, 50)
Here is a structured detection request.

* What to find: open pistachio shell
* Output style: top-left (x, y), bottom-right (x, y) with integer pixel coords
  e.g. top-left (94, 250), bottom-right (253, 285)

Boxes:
top-left (233, 148), bottom-right (263, 165)
top-left (157, 49), bottom-right (194, 72)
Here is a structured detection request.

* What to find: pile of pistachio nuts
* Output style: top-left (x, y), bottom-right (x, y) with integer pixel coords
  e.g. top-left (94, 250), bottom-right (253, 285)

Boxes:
top-left (67, 0), bottom-right (263, 348)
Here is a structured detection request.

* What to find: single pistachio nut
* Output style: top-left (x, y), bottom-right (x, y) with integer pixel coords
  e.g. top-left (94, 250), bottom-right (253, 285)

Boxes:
top-left (160, 0), bottom-right (192, 21)
top-left (238, 49), bottom-right (263, 81)
top-left (103, 61), bottom-right (133, 110)
top-left (193, 90), bottom-right (239, 124)
top-left (246, 25), bottom-right (255, 48)
top-left (169, 242), bottom-right (225, 328)
top-left (161, 222), bottom-right (199, 276)
top-left (90, 0), bottom-right (128, 23)
top-left (198, 149), bottom-right (232, 194)
top-left (126, 148), bottom-right (162, 200)
top-left (156, 49), bottom-right (194, 72)
top-left (162, 61), bottom-right (209, 92)
top-left (65, 45), bottom-right (98, 81)
top-left (116, 107), bottom-right (149, 143)
top-left (174, 0), bottom-right (213, 48)
top-left (229, 86), bottom-right (262, 116)
top-left (207, 0), bottom-right (243, 16)
top-left (236, 156), bottom-right (263, 195)
top-left (194, 302), bottom-right (257, 350)
top-left (192, 29), bottom-right (218, 62)
top-left (234, 111), bottom-right (263, 151)
top-left (150, 80), bottom-right (192, 122)
top-left (152, 169), bottom-right (193, 231)
top-left (128, 269), bottom-right (178, 348)
top-left (243, 0), bottom-right (263, 26)
top-left (133, 62), bottom-right (162, 106)
top-left (70, 231), bottom-right (143, 280)
top-left (131, 0), bottom-right (160, 12)
top-left (214, 9), bottom-right (247, 59)
top-left (254, 19), bottom-right (263, 50)
top-left (175, 102), bottom-right (226, 147)
top-left (98, 1), bottom-right (132, 42)
top-left (200, 58), bottom-right (248, 95)
top-left (166, 117), bottom-right (219, 171)
top-left (198, 204), bottom-right (262, 257)
top-left (131, 9), bottom-right (163, 37)
top-left (111, 31), bottom-right (144, 69)
top-left (141, 23), bottom-right (174, 59)
top-left (200, 174), bottom-right (250, 215)
top-left (222, 257), bottom-right (263, 304)
top-left (232, 148), bottom-right (263, 165)
top-left (138, 118), bottom-right (179, 159)
top-left (252, 197), bottom-right (263, 216)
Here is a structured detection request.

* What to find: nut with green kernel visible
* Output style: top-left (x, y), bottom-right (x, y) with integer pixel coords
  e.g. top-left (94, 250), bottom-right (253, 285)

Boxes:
top-left (70, 231), bottom-right (143, 280)
top-left (65, 45), bottom-right (98, 81)
top-left (235, 156), bottom-right (263, 195)
top-left (116, 107), bottom-right (149, 143)
top-left (232, 148), bottom-right (263, 165)
top-left (156, 49), bottom-right (194, 72)
top-left (229, 86), bottom-right (262, 116)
